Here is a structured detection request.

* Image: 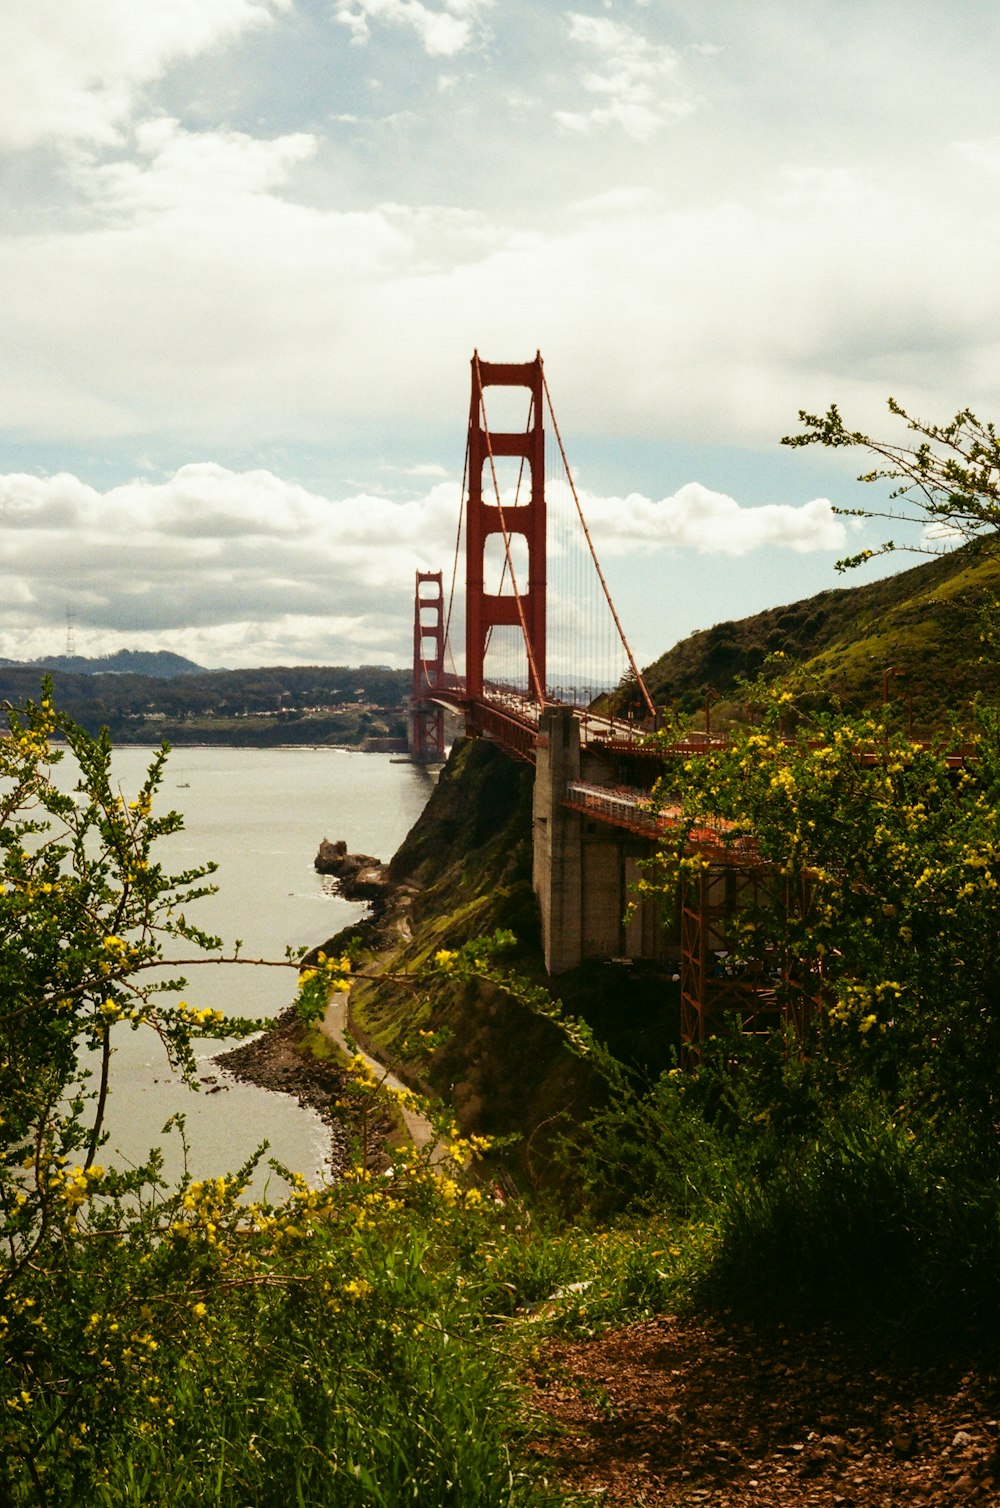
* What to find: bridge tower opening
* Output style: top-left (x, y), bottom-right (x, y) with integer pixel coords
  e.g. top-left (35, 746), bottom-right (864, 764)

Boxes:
top-left (410, 570), bottom-right (445, 760)
top-left (466, 353), bottom-right (546, 704)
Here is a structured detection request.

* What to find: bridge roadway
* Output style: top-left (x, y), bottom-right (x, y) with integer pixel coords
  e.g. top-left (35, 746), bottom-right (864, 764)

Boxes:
top-left (425, 674), bottom-right (664, 767)
top-left (426, 676), bottom-right (751, 855)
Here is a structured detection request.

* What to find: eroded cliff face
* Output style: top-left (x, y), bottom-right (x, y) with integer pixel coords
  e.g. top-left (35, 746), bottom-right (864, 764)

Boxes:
top-left (342, 737), bottom-right (674, 1189)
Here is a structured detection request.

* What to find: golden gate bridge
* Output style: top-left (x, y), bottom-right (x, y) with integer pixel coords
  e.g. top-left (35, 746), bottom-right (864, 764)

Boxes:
top-left (410, 351), bottom-right (658, 765)
top-left (407, 358), bottom-right (975, 1064)
top-left (407, 351), bottom-right (805, 1064)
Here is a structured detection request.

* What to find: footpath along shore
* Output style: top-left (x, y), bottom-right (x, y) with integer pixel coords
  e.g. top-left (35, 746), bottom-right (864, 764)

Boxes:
top-left (320, 977), bottom-right (438, 1156)
top-left (218, 858), bottom-right (445, 1173)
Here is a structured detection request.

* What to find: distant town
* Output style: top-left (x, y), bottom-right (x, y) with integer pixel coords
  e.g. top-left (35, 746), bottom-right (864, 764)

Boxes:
top-left (0, 652), bottom-right (413, 748)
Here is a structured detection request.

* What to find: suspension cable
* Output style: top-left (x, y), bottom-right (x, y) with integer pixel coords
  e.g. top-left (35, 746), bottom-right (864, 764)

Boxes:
top-left (541, 360), bottom-right (656, 720)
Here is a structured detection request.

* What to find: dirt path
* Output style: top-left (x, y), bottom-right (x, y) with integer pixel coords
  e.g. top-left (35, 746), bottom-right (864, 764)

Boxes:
top-left (321, 987), bottom-right (441, 1157)
top-left (528, 1314), bottom-right (1000, 1505)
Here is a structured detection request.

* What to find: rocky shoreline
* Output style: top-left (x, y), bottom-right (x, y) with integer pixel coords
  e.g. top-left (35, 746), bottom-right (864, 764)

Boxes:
top-left (214, 840), bottom-right (402, 1177)
top-left (313, 838), bottom-right (391, 902)
top-left (215, 1004), bottom-right (358, 1177)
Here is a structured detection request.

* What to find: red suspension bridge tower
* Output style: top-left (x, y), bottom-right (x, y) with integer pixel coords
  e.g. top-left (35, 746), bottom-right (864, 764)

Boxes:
top-left (410, 569), bottom-right (446, 761)
top-left (466, 353), bottom-right (547, 704)
top-left (408, 349), bottom-right (655, 760)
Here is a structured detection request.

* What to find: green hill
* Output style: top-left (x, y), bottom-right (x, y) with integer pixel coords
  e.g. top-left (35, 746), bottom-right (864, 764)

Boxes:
top-left (639, 546), bottom-right (1000, 733)
top-left (0, 663), bottom-right (411, 746)
top-left (11, 649), bottom-right (204, 677)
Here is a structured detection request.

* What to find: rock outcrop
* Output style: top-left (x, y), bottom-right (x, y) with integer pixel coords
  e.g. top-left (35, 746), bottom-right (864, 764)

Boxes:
top-left (314, 838), bottom-right (389, 901)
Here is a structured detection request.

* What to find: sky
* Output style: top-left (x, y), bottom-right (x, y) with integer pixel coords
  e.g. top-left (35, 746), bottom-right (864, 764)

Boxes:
top-left (3, 0), bottom-right (1000, 675)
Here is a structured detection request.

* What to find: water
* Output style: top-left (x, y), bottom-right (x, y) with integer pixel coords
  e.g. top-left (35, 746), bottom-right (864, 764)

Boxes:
top-left (70, 746), bottom-right (435, 1192)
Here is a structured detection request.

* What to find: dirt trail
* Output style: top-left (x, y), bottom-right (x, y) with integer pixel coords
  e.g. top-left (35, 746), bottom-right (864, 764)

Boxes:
top-left (528, 1314), bottom-right (1000, 1506)
top-left (321, 987), bottom-right (441, 1157)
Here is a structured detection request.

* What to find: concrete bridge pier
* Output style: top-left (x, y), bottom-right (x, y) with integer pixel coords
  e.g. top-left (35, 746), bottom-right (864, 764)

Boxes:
top-left (533, 706), bottom-right (583, 974)
top-left (533, 706), bottom-right (669, 975)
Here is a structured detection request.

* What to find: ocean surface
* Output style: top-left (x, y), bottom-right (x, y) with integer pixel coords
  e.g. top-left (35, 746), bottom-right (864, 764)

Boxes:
top-left (69, 745), bottom-right (436, 1194)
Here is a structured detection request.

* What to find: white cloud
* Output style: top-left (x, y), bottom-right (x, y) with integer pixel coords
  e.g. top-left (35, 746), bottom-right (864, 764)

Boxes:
top-left (74, 116), bottom-right (316, 218)
top-left (0, 464), bottom-right (855, 666)
top-left (334, 0), bottom-right (492, 57)
top-left (561, 483), bottom-right (854, 557)
top-left (554, 13), bottom-right (697, 140)
top-left (2, 7), bottom-right (999, 463)
top-left (0, 0), bottom-right (290, 149)
top-left (2, 0), bottom-right (999, 670)
top-left (3, 124), bottom-right (999, 457)
top-left (0, 465), bottom-right (461, 665)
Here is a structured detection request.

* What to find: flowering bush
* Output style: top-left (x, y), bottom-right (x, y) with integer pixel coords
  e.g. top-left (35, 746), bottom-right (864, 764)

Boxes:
top-left (649, 685), bottom-right (1000, 1161)
top-left (0, 691), bottom-right (561, 1506)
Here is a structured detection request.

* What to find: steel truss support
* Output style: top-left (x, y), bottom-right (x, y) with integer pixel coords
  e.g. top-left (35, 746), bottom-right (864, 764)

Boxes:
top-left (679, 862), bottom-right (819, 1066)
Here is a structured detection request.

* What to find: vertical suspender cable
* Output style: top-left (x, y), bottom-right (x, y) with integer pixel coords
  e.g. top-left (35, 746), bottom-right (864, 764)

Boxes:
top-left (541, 362), bottom-right (656, 721)
top-left (443, 433), bottom-right (469, 679)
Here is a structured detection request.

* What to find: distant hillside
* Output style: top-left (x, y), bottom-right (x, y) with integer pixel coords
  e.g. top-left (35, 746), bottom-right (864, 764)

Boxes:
top-left (0, 664), bottom-right (412, 747)
top-left (638, 546), bottom-right (1000, 733)
top-left (0, 650), bottom-right (204, 678)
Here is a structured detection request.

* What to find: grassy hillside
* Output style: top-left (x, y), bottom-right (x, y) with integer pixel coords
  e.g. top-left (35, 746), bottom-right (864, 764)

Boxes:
top-left (336, 547), bottom-right (1000, 1183)
top-left (343, 737), bottom-right (674, 1188)
top-left (639, 546), bottom-right (1000, 733)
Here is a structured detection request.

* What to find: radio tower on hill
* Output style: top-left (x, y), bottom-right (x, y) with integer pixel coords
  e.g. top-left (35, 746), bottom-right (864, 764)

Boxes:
top-left (65, 608), bottom-right (76, 657)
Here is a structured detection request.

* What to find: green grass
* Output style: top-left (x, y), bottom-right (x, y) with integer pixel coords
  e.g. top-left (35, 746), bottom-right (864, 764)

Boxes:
top-left (638, 544), bottom-right (1000, 730)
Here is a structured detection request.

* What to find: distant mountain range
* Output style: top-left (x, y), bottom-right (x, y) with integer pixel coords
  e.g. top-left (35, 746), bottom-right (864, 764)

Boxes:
top-left (0, 650), bottom-right (204, 679)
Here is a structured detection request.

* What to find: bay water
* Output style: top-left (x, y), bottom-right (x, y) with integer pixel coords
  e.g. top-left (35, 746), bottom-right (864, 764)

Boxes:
top-left (71, 746), bottom-right (435, 1193)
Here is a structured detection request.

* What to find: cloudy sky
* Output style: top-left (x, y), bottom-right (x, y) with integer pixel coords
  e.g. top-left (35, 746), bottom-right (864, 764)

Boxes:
top-left (3, 0), bottom-right (999, 674)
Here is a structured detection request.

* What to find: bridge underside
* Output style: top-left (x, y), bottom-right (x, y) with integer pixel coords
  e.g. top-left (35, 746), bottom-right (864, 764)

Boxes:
top-left (530, 705), bottom-right (821, 1061)
top-left (678, 865), bottom-right (818, 1066)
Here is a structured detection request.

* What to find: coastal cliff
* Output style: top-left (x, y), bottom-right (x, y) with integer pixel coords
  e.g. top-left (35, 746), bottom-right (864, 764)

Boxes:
top-left (330, 736), bottom-right (674, 1184)
top-left (226, 733), bottom-right (673, 1185)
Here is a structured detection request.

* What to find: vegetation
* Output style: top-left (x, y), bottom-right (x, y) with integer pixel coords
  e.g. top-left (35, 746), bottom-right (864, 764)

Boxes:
top-left (6, 400), bottom-right (1000, 1501)
top-left (0, 663), bottom-right (411, 747)
top-left (351, 736), bottom-right (585, 1149)
top-left (784, 397), bottom-right (1000, 569)
top-left (593, 683), bottom-right (1000, 1327)
top-left (350, 737), bottom-right (673, 1175)
top-left (6, 685), bottom-right (1000, 1500)
top-left (639, 545), bottom-right (1000, 729)
top-left (639, 400), bottom-right (1000, 730)
top-left (0, 692), bottom-right (562, 1505)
